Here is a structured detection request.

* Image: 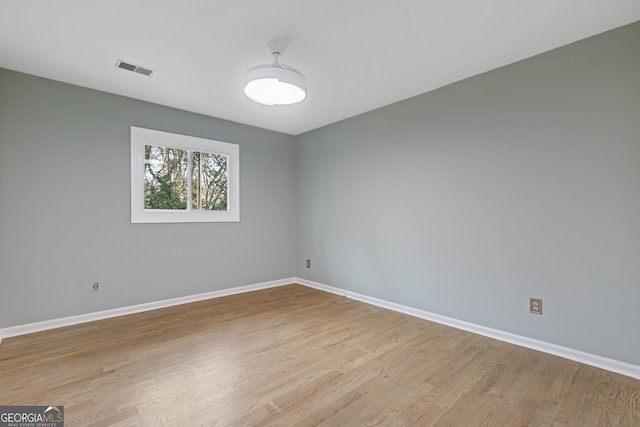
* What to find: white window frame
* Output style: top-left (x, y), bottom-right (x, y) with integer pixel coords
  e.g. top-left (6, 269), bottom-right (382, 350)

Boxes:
top-left (130, 126), bottom-right (239, 223)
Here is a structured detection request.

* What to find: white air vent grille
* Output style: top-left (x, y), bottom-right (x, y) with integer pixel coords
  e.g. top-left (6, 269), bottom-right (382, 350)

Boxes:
top-left (115, 59), bottom-right (154, 77)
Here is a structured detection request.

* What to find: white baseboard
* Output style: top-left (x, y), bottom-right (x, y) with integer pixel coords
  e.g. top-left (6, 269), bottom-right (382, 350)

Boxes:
top-left (0, 278), bottom-right (295, 341)
top-left (296, 278), bottom-right (640, 380)
top-left (2, 276), bottom-right (638, 380)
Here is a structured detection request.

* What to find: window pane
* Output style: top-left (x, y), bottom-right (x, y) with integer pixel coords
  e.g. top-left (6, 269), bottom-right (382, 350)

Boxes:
top-left (131, 127), bottom-right (239, 223)
top-left (144, 144), bottom-right (188, 210)
top-left (191, 151), bottom-right (228, 211)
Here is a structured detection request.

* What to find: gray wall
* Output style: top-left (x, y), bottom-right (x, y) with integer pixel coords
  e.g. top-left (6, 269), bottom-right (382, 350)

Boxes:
top-left (2, 22), bottom-right (639, 366)
top-left (0, 69), bottom-right (297, 327)
top-left (297, 22), bottom-right (640, 365)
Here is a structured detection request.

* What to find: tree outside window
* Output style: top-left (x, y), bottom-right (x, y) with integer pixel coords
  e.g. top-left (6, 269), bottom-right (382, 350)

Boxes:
top-left (131, 127), bottom-right (239, 223)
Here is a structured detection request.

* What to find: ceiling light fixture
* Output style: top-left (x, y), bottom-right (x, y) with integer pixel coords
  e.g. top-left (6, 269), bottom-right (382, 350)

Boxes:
top-left (244, 41), bottom-right (306, 106)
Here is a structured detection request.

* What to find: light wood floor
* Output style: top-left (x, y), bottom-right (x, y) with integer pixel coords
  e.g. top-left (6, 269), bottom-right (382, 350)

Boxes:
top-left (1, 284), bottom-right (638, 426)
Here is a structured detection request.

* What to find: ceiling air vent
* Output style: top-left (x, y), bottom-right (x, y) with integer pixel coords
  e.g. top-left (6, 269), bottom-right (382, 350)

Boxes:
top-left (115, 59), bottom-right (154, 77)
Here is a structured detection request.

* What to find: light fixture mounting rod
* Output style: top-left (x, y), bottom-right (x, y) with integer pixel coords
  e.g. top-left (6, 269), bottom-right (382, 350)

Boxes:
top-left (267, 39), bottom-right (287, 57)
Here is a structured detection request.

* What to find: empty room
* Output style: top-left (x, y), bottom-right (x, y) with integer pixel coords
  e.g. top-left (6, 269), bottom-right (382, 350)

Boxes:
top-left (1, 1), bottom-right (639, 426)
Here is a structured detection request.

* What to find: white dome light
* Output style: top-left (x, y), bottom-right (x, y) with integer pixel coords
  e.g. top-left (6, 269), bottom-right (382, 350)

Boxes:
top-left (244, 64), bottom-right (306, 106)
top-left (244, 41), bottom-right (307, 106)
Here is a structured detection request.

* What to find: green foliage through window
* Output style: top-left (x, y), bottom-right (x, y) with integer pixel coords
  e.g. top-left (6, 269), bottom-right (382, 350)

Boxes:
top-left (144, 145), bottom-right (228, 211)
top-left (192, 151), bottom-right (228, 211)
top-left (131, 127), bottom-right (239, 223)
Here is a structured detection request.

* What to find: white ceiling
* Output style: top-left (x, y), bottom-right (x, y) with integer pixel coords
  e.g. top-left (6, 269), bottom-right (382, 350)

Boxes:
top-left (1, 1), bottom-right (639, 136)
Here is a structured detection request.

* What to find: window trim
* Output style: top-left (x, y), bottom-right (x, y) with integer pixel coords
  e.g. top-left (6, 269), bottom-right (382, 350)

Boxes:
top-left (130, 126), bottom-right (239, 223)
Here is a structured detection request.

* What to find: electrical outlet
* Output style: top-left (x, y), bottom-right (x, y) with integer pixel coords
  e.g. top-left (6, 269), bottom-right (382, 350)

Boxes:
top-left (530, 298), bottom-right (542, 315)
top-left (306, 259), bottom-right (311, 268)
top-left (93, 282), bottom-right (99, 291)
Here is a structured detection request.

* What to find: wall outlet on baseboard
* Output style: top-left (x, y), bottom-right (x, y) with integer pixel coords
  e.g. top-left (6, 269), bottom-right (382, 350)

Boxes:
top-left (306, 259), bottom-right (311, 268)
top-left (530, 298), bottom-right (542, 314)
top-left (93, 282), bottom-right (100, 291)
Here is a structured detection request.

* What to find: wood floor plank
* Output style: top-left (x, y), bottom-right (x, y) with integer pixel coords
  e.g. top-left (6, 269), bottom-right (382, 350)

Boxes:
top-left (475, 395), bottom-right (512, 426)
top-left (1, 284), bottom-right (638, 426)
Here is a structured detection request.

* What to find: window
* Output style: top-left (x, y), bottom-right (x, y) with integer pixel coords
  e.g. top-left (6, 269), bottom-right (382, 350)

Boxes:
top-left (131, 127), bottom-right (239, 223)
